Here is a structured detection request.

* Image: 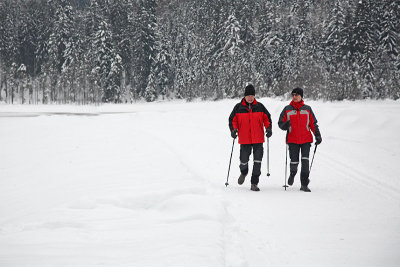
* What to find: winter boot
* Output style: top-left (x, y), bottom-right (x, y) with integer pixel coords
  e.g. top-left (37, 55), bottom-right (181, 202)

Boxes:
top-left (238, 174), bottom-right (246, 185)
top-left (251, 184), bottom-right (260, 191)
top-left (288, 172), bottom-right (296, 186)
top-left (300, 185), bottom-right (311, 192)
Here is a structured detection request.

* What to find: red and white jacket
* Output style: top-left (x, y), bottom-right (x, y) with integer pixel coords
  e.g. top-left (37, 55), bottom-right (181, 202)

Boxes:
top-left (229, 98), bottom-right (272, 145)
top-left (278, 100), bottom-right (321, 144)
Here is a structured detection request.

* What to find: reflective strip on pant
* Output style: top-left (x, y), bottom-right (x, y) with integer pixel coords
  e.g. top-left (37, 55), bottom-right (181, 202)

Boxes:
top-left (290, 162), bottom-right (299, 164)
top-left (302, 157), bottom-right (309, 160)
top-left (254, 160), bottom-right (262, 163)
top-left (241, 162), bottom-right (248, 165)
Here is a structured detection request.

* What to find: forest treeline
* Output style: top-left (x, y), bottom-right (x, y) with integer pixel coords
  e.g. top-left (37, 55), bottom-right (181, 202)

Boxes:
top-left (0, 0), bottom-right (399, 104)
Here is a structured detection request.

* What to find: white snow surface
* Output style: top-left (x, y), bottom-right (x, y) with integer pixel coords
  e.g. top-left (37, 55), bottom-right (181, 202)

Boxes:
top-left (0, 98), bottom-right (399, 266)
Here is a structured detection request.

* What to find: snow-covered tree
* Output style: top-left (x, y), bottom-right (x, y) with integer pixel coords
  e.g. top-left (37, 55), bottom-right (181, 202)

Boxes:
top-left (256, 1), bottom-right (280, 92)
top-left (132, 0), bottom-right (158, 99)
top-left (352, 0), bottom-right (378, 98)
top-left (379, 0), bottom-right (399, 63)
top-left (324, 0), bottom-right (346, 71)
top-left (154, 40), bottom-right (173, 99)
top-left (216, 14), bottom-right (245, 97)
top-left (45, 0), bottom-right (75, 102)
top-left (91, 19), bottom-right (122, 102)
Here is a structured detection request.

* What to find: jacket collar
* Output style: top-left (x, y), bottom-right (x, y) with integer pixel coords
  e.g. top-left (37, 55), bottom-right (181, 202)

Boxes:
top-left (241, 98), bottom-right (257, 107)
top-left (290, 100), bottom-right (304, 110)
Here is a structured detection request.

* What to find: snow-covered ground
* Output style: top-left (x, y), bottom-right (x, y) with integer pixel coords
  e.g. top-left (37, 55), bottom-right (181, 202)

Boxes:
top-left (0, 98), bottom-right (399, 267)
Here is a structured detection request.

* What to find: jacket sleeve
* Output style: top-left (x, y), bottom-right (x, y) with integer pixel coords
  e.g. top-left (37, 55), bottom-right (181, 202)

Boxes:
top-left (278, 107), bottom-right (288, 130)
top-left (228, 104), bottom-right (239, 132)
top-left (262, 104), bottom-right (272, 131)
top-left (309, 107), bottom-right (321, 137)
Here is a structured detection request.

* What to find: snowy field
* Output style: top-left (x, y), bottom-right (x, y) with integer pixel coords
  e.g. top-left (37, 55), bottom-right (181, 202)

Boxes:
top-left (0, 98), bottom-right (399, 267)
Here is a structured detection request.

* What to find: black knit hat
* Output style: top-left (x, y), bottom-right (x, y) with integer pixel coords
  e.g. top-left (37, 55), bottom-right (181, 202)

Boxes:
top-left (244, 84), bottom-right (255, 96)
top-left (292, 87), bottom-right (303, 98)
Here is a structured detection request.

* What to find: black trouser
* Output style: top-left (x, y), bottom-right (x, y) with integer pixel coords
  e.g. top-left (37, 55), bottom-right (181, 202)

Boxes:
top-left (239, 143), bottom-right (263, 185)
top-left (288, 143), bottom-right (311, 186)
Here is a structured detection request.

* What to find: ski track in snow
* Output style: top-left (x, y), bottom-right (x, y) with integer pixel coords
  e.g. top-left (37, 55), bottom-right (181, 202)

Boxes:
top-left (137, 114), bottom-right (250, 266)
top-left (320, 151), bottom-right (400, 201)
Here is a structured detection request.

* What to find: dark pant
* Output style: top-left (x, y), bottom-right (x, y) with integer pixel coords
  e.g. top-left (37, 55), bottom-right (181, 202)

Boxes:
top-left (239, 143), bottom-right (264, 185)
top-left (289, 143), bottom-right (311, 186)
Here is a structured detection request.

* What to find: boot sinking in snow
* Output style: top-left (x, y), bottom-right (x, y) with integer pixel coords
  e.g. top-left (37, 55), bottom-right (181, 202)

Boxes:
top-left (300, 185), bottom-right (311, 192)
top-left (251, 184), bottom-right (260, 191)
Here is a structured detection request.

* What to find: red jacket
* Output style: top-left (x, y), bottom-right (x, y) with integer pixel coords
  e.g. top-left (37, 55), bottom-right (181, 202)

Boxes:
top-left (229, 98), bottom-right (272, 144)
top-left (278, 100), bottom-right (321, 144)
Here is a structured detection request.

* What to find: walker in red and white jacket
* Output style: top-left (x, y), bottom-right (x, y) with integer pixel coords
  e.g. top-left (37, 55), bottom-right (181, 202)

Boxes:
top-left (278, 100), bottom-right (321, 144)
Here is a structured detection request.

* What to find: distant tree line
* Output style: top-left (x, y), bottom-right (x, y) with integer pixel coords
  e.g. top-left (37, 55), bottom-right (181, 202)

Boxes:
top-left (0, 0), bottom-right (399, 104)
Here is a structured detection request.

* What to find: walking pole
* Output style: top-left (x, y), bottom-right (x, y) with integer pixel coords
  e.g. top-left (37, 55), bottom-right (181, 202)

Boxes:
top-left (309, 143), bottom-right (318, 174)
top-left (283, 144), bottom-right (289, 190)
top-left (225, 137), bottom-right (236, 187)
top-left (266, 137), bottom-right (270, 177)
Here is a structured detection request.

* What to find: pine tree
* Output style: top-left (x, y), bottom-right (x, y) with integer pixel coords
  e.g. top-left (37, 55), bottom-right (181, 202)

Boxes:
top-left (45, 0), bottom-right (75, 102)
top-left (217, 14), bottom-right (245, 97)
top-left (201, 0), bottom-right (226, 99)
top-left (352, 0), bottom-right (378, 98)
top-left (108, 0), bottom-right (131, 101)
top-left (132, 0), bottom-right (158, 99)
top-left (374, 0), bottom-right (400, 99)
top-left (0, 0), bottom-right (18, 102)
top-left (144, 69), bottom-right (157, 102)
top-left (92, 19), bottom-right (122, 102)
top-left (256, 1), bottom-right (279, 93)
top-left (324, 0), bottom-right (346, 71)
top-left (154, 38), bottom-right (173, 99)
top-left (61, 14), bottom-right (85, 104)
top-left (379, 0), bottom-right (399, 62)
top-left (236, 0), bottom-right (256, 86)
top-left (85, 0), bottom-right (123, 103)
top-left (16, 63), bottom-right (28, 104)
top-left (321, 0), bottom-right (348, 100)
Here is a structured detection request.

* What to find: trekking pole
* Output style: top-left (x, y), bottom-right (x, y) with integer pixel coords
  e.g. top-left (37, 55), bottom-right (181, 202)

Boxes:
top-left (283, 144), bottom-right (289, 190)
top-left (309, 143), bottom-right (318, 174)
top-left (225, 137), bottom-right (236, 187)
top-left (266, 137), bottom-right (270, 177)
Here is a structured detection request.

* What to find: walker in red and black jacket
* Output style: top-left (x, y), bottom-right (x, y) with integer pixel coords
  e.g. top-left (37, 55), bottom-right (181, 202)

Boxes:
top-left (278, 100), bottom-right (321, 144)
top-left (229, 98), bottom-right (272, 145)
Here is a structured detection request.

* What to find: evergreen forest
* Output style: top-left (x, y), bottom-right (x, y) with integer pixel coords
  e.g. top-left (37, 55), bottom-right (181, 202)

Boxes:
top-left (0, 0), bottom-right (399, 104)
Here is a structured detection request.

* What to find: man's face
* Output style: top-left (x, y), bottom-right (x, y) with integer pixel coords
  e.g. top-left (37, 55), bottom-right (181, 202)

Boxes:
top-left (292, 93), bottom-right (302, 102)
top-left (245, 95), bottom-right (255, 103)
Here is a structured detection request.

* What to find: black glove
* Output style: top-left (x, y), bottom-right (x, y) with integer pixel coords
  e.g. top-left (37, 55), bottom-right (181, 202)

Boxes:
top-left (281, 120), bottom-right (291, 131)
top-left (231, 129), bottom-right (238, 139)
top-left (315, 135), bottom-right (322, 145)
top-left (265, 129), bottom-right (272, 138)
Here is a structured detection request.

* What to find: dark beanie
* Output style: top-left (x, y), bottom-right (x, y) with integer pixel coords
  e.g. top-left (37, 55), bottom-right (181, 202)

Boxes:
top-left (292, 87), bottom-right (303, 98)
top-left (244, 84), bottom-right (255, 96)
